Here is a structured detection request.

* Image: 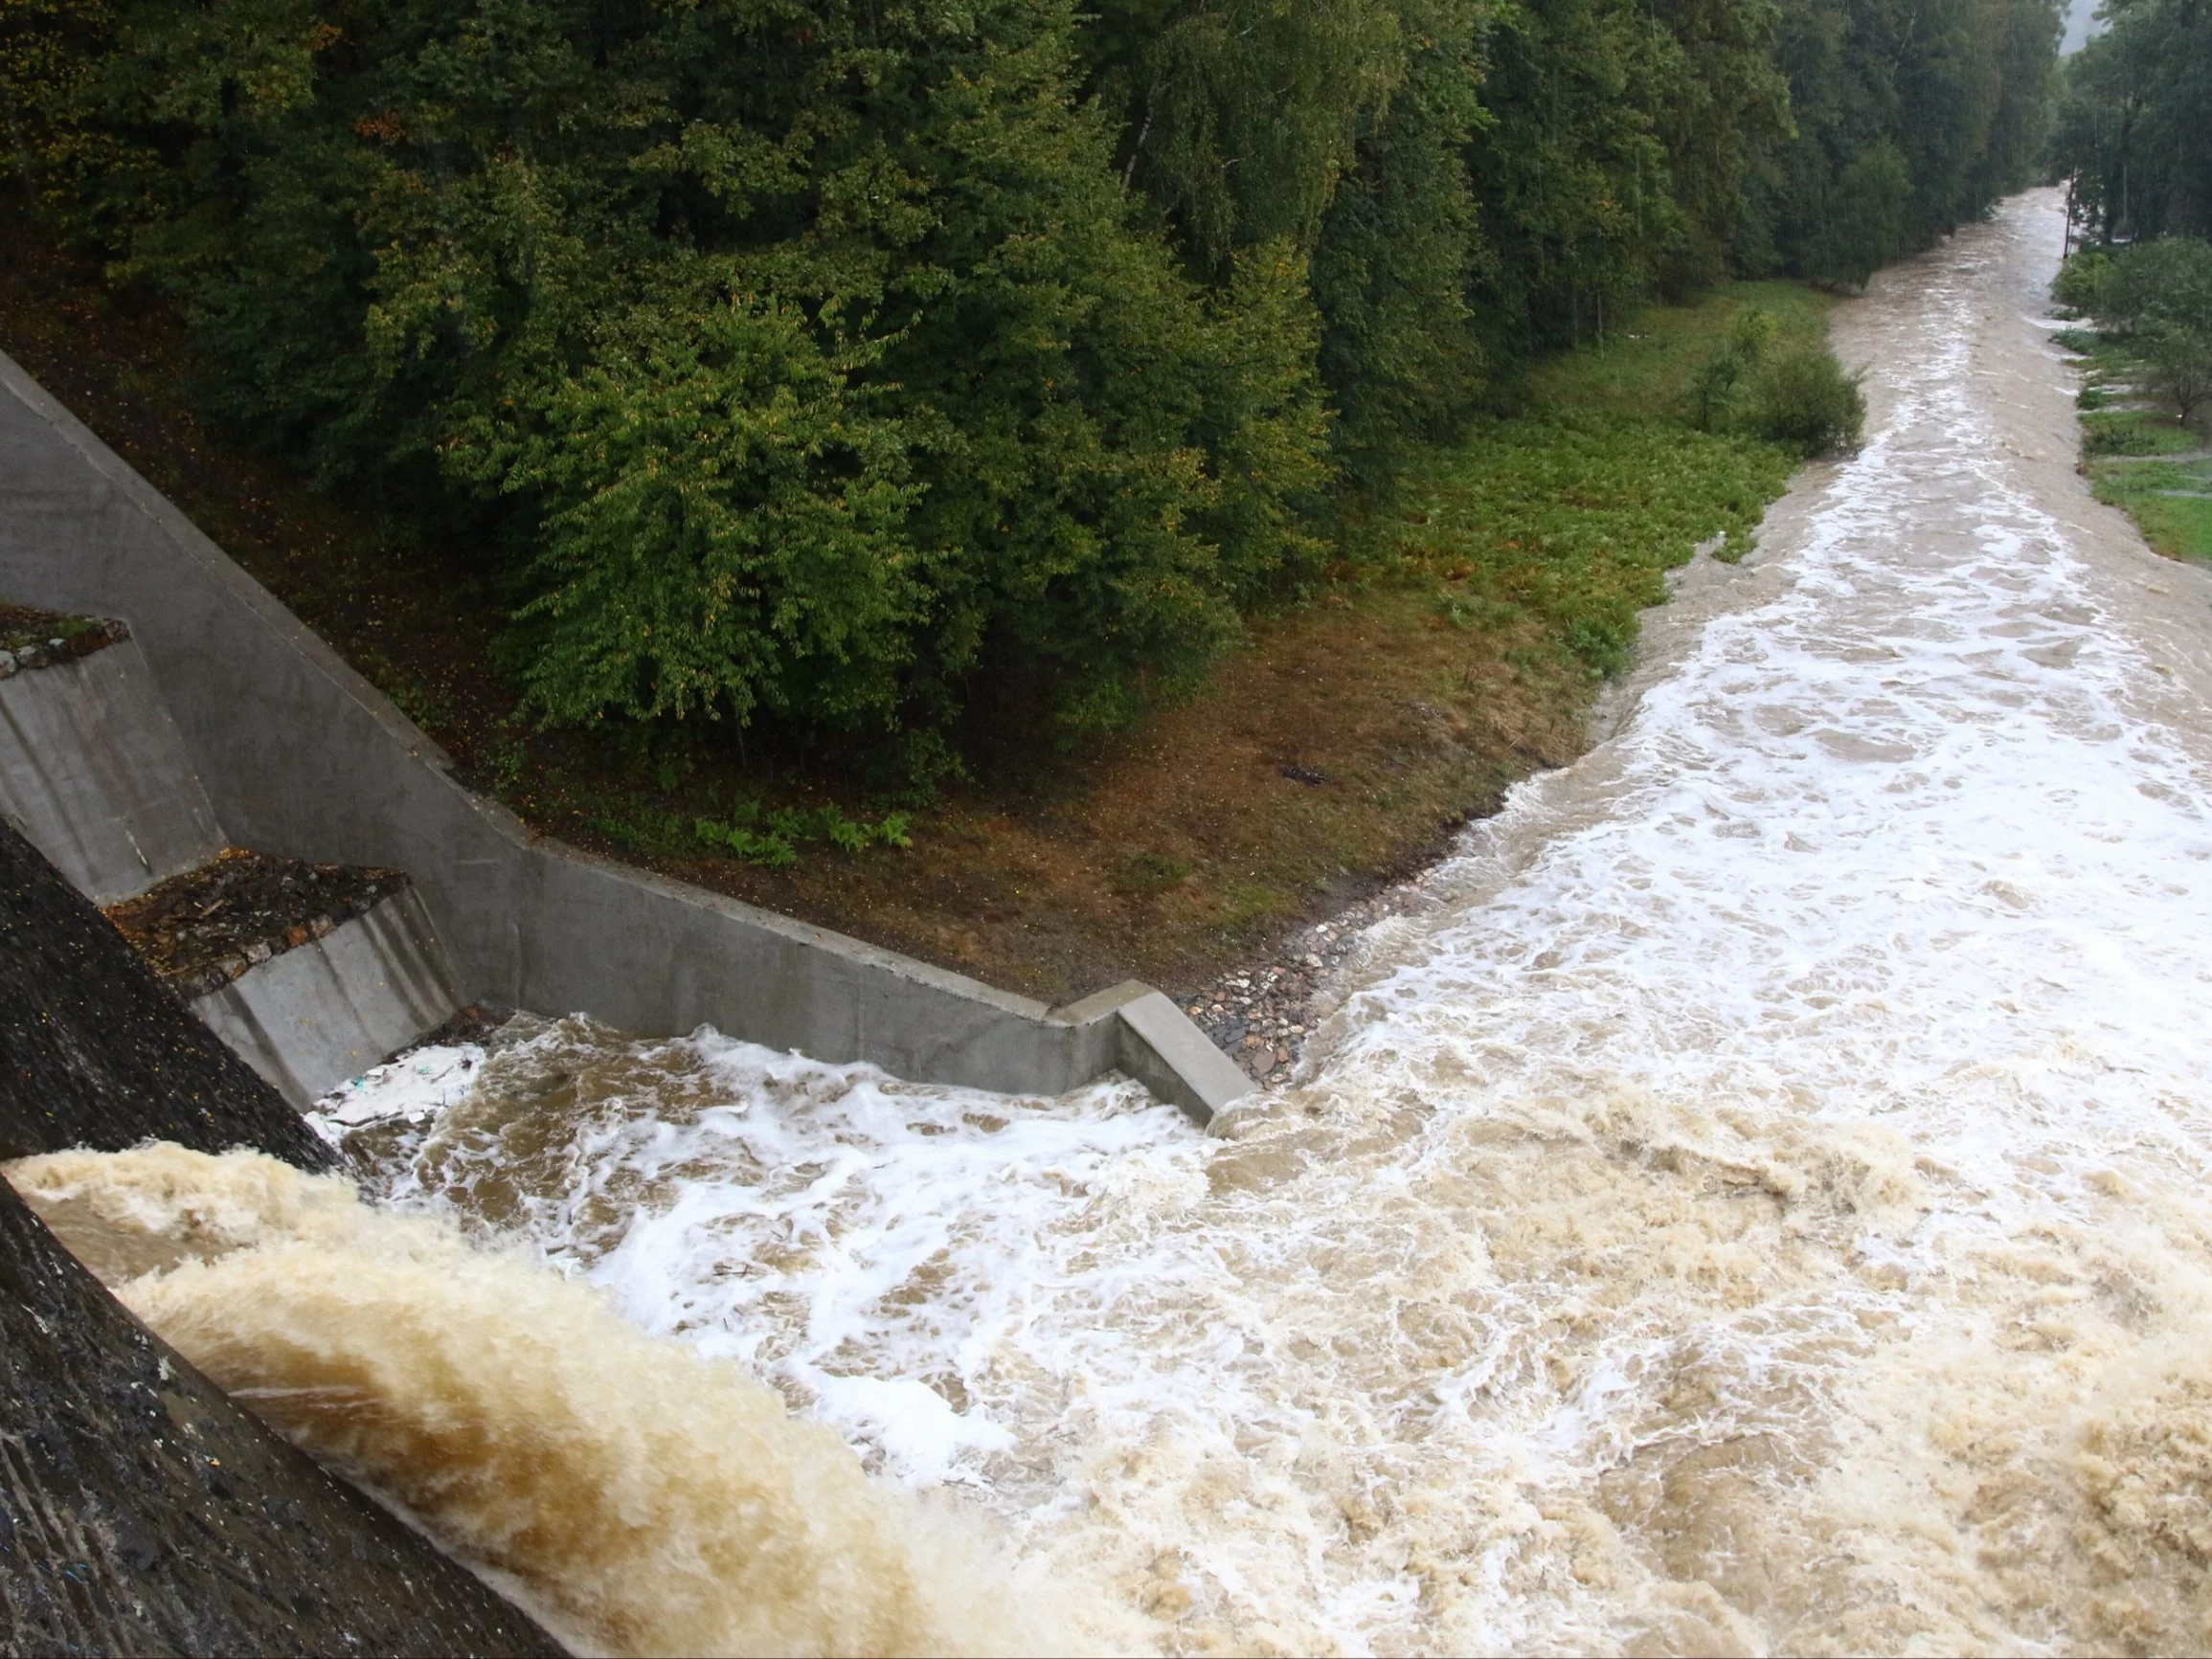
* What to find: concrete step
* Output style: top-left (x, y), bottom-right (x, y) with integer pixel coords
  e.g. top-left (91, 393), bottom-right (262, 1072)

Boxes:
top-left (104, 849), bottom-right (462, 1106)
top-left (0, 610), bottom-right (223, 903)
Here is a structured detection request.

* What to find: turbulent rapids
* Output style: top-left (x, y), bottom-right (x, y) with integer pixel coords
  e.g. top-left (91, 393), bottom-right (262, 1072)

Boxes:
top-left (17, 189), bottom-right (2212, 1654)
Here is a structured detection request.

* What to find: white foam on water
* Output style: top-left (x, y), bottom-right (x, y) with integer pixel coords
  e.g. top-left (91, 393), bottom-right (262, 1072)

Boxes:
top-left (307, 1042), bottom-right (486, 1135)
top-left (31, 190), bottom-right (2212, 1654)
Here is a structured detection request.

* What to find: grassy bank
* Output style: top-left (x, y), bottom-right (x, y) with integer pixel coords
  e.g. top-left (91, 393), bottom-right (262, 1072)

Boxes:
top-left (0, 220), bottom-right (1824, 1001)
top-left (2060, 328), bottom-right (2212, 562)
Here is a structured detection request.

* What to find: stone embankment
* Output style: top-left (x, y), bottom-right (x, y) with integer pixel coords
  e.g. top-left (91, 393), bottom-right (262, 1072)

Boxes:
top-left (1185, 891), bottom-right (1415, 1087)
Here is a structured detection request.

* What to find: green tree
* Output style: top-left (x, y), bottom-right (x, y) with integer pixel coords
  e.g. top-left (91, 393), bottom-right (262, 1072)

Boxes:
top-left (2049, 0), bottom-right (2212, 241)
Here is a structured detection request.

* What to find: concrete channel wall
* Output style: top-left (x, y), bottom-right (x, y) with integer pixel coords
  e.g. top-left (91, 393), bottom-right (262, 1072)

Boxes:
top-left (0, 638), bottom-right (223, 904)
top-left (192, 886), bottom-right (463, 1105)
top-left (0, 350), bottom-right (1252, 1123)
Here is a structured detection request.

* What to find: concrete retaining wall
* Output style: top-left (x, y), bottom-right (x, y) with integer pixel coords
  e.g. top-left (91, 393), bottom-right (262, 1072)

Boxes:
top-left (0, 350), bottom-right (1252, 1123)
top-left (194, 886), bottom-right (463, 1105)
top-left (0, 638), bottom-right (223, 904)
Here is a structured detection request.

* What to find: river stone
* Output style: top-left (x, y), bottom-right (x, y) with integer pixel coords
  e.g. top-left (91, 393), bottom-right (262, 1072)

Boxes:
top-left (0, 1174), bottom-right (563, 1656)
top-left (0, 819), bottom-right (333, 1168)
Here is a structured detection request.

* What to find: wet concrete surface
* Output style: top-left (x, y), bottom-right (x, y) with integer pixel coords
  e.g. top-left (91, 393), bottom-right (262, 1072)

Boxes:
top-left (0, 816), bottom-right (565, 1654)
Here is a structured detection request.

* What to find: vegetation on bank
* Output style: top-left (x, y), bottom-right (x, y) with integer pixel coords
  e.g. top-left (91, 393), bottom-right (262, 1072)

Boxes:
top-left (0, 223), bottom-right (1828, 997)
top-left (0, 0), bottom-right (2042, 996)
top-left (0, 0), bottom-right (2053, 782)
top-left (2048, 0), bottom-right (2212, 246)
top-left (2052, 239), bottom-right (2212, 565)
top-left (2048, 0), bottom-right (2212, 563)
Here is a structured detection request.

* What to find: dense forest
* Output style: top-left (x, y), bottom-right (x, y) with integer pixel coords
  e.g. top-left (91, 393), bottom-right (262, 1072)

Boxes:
top-left (2048, 0), bottom-right (2212, 242)
top-left (0, 0), bottom-right (2060, 771)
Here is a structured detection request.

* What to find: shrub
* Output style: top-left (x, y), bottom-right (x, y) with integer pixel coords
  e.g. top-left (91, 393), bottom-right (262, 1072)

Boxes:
top-left (1748, 346), bottom-right (1865, 457)
top-left (1686, 307), bottom-right (1778, 431)
top-left (2095, 237), bottom-right (2212, 336)
top-left (2144, 325), bottom-right (2212, 428)
top-left (2052, 250), bottom-right (2117, 317)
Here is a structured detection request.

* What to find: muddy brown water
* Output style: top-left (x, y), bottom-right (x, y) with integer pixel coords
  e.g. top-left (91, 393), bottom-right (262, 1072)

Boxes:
top-left (19, 189), bottom-right (2212, 1655)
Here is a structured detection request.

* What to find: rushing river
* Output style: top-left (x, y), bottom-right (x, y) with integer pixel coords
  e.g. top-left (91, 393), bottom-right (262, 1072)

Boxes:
top-left (17, 188), bottom-right (2212, 1655)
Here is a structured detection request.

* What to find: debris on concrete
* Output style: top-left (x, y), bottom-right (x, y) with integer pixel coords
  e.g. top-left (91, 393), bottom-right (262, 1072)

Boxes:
top-left (0, 600), bottom-right (127, 677)
top-left (103, 847), bottom-right (411, 1000)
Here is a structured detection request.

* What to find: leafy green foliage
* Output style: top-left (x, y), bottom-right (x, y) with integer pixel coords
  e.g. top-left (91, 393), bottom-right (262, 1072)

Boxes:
top-left (2053, 236), bottom-right (2212, 431)
top-left (2053, 251), bottom-right (2117, 317)
top-left (0, 0), bottom-right (2059, 769)
top-left (4, 0), bottom-right (1327, 756)
top-left (586, 791), bottom-right (910, 868)
top-left (2049, 0), bottom-right (2212, 244)
top-left (1747, 346), bottom-right (1867, 456)
top-left (2144, 325), bottom-right (2212, 427)
top-left (1684, 303), bottom-right (1862, 454)
top-left (2056, 247), bottom-right (2212, 563)
top-left (692, 800), bottom-right (912, 865)
top-left (1409, 413), bottom-right (1794, 677)
top-left (1737, 0), bottom-right (2061, 284)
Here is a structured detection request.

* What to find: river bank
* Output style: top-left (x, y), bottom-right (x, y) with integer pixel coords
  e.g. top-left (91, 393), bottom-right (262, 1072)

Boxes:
top-left (0, 211), bottom-right (1819, 1011)
top-left (29, 188), bottom-right (2212, 1659)
top-left (2058, 324), bottom-right (2212, 563)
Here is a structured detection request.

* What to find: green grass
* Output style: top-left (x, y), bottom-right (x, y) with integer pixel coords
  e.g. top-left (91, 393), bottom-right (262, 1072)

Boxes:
top-left (2089, 455), bottom-right (2212, 561)
top-left (2082, 410), bottom-right (2200, 457)
top-left (1391, 281), bottom-right (1824, 680)
top-left (2060, 328), bottom-right (2212, 563)
top-left (1523, 280), bottom-right (1838, 418)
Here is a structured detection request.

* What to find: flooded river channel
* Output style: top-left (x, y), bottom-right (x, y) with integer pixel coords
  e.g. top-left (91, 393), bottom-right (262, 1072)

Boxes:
top-left (20, 188), bottom-right (2212, 1655)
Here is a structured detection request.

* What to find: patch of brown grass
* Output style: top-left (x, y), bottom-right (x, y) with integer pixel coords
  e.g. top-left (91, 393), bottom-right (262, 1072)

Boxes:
top-left (579, 582), bottom-right (1591, 1000)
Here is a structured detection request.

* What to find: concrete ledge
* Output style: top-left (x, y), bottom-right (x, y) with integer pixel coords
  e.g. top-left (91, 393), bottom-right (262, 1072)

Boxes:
top-left (0, 350), bottom-right (1253, 1122)
top-left (0, 636), bottom-right (222, 903)
top-left (1055, 981), bottom-right (1257, 1125)
top-left (192, 886), bottom-right (462, 1106)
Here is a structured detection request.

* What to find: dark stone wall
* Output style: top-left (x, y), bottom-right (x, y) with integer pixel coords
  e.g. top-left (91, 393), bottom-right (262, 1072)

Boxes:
top-left (0, 1176), bottom-right (562, 1656)
top-left (0, 819), bottom-right (333, 1168)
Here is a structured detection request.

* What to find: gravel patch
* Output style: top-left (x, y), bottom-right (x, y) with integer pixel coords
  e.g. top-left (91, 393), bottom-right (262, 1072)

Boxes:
top-left (1182, 885), bottom-right (1434, 1088)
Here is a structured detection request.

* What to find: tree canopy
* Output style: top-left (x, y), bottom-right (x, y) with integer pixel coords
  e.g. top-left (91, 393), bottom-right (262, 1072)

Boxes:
top-left (0, 0), bottom-right (2060, 762)
top-left (2049, 0), bottom-right (2212, 243)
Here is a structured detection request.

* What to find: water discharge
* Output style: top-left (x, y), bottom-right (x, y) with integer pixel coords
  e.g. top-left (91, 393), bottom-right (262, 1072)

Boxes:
top-left (14, 190), bottom-right (2212, 1654)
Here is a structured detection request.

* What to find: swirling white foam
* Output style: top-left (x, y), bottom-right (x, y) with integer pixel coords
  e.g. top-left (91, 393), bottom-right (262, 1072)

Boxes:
top-left (28, 189), bottom-right (2212, 1654)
